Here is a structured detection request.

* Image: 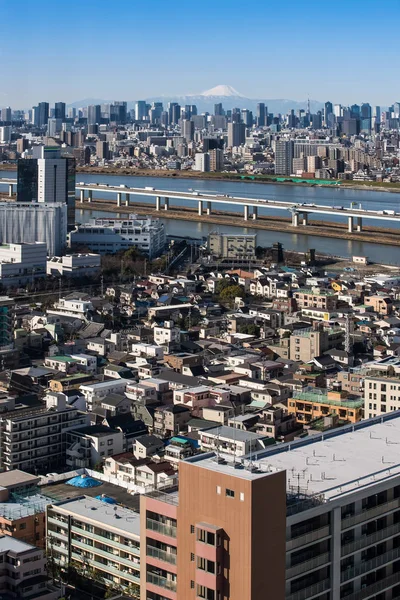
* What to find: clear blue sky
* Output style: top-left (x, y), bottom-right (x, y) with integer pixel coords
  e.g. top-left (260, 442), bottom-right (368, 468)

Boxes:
top-left (2, 0), bottom-right (400, 108)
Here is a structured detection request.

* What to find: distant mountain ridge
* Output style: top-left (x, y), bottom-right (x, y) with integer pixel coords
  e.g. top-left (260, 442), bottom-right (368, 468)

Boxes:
top-left (67, 86), bottom-right (324, 114)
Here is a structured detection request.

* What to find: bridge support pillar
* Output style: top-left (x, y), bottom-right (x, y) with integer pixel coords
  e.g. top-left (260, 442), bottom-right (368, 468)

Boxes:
top-left (348, 216), bottom-right (353, 233)
top-left (357, 217), bottom-right (362, 232)
top-left (198, 200), bottom-right (203, 215)
top-left (156, 196), bottom-right (161, 211)
top-left (117, 192), bottom-right (122, 207)
top-left (244, 205), bottom-right (249, 221)
top-left (8, 184), bottom-right (13, 197)
top-left (206, 202), bottom-right (212, 215)
top-left (125, 194), bottom-right (130, 206)
top-left (87, 190), bottom-right (92, 203)
top-left (252, 207), bottom-right (258, 220)
top-left (302, 213), bottom-right (308, 226)
top-left (164, 197), bottom-right (169, 210)
top-left (80, 189), bottom-right (85, 203)
top-left (292, 212), bottom-right (299, 227)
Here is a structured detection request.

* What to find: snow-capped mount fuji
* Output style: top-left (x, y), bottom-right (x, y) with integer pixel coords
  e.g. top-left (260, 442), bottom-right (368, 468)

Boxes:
top-left (200, 84), bottom-right (245, 98)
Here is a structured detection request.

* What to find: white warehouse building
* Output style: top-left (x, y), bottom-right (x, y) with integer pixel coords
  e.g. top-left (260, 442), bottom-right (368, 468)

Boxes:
top-left (47, 253), bottom-right (101, 277)
top-left (0, 202), bottom-right (67, 256)
top-left (0, 242), bottom-right (47, 287)
top-left (69, 214), bottom-right (165, 258)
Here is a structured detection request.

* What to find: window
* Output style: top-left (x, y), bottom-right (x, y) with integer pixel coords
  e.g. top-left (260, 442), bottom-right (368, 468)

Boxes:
top-left (19, 523), bottom-right (26, 530)
top-left (226, 488), bottom-right (235, 498)
top-left (190, 580), bottom-right (195, 589)
top-left (190, 553), bottom-right (195, 562)
top-left (216, 486), bottom-right (221, 495)
top-left (196, 585), bottom-right (215, 600)
top-left (240, 492), bottom-right (245, 502)
top-left (190, 525), bottom-right (195, 534)
top-left (107, 439), bottom-right (113, 446)
top-left (197, 557), bottom-right (216, 574)
top-left (197, 529), bottom-right (215, 545)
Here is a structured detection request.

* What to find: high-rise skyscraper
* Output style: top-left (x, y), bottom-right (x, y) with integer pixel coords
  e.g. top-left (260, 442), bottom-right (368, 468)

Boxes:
top-left (256, 103), bottom-right (266, 126)
top-left (110, 101), bottom-right (127, 124)
top-left (17, 146), bottom-right (75, 230)
top-left (47, 118), bottom-right (62, 137)
top-left (324, 101), bottom-right (333, 127)
top-left (38, 102), bottom-right (49, 127)
top-left (182, 119), bottom-right (194, 142)
top-left (87, 105), bottom-right (101, 126)
top-left (361, 103), bottom-right (372, 132)
top-left (135, 101), bottom-right (147, 121)
top-left (214, 103), bottom-right (224, 116)
top-left (54, 102), bottom-right (66, 120)
top-left (227, 122), bottom-right (245, 147)
top-left (1, 107), bottom-right (11, 123)
top-left (274, 140), bottom-right (294, 175)
top-left (168, 103), bottom-right (181, 125)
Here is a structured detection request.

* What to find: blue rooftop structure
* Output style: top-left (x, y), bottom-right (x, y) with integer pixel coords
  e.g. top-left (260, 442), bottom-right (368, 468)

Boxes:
top-left (95, 494), bottom-right (117, 504)
top-left (66, 474), bottom-right (102, 488)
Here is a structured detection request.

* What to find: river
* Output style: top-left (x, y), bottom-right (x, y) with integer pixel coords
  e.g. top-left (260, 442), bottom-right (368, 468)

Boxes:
top-left (2, 170), bottom-right (400, 264)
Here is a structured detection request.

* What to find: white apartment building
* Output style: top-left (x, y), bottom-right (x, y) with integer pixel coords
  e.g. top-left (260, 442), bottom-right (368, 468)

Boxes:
top-left (125, 381), bottom-right (157, 405)
top-left (130, 343), bottom-right (164, 359)
top-left (199, 425), bottom-right (270, 457)
top-left (364, 374), bottom-right (400, 418)
top-left (66, 425), bottom-right (124, 468)
top-left (47, 297), bottom-right (94, 320)
top-left (0, 395), bottom-right (88, 472)
top-left (69, 215), bottom-right (165, 258)
top-left (79, 379), bottom-right (130, 411)
top-left (70, 353), bottom-right (97, 374)
top-left (0, 242), bottom-right (47, 287)
top-left (47, 496), bottom-right (140, 593)
top-left (47, 253), bottom-right (101, 277)
top-left (153, 321), bottom-right (180, 349)
top-left (0, 536), bottom-right (60, 600)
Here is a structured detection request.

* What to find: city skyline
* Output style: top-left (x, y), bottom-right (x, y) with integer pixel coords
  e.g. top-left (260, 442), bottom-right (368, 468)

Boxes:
top-left (3, 0), bottom-right (400, 107)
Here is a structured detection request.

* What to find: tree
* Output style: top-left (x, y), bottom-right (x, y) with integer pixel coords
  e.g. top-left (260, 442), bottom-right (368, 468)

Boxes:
top-left (238, 323), bottom-right (260, 337)
top-left (219, 284), bottom-right (245, 305)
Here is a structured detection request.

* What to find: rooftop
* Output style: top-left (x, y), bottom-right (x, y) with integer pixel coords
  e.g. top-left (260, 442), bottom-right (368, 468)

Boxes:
top-left (0, 535), bottom-right (36, 554)
top-left (187, 412), bottom-right (400, 502)
top-left (41, 479), bottom-right (140, 511)
top-left (51, 495), bottom-right (140, 536)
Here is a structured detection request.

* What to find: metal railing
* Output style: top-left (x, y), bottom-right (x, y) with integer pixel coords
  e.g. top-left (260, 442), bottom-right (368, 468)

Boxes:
top-left (341, 572), bottom-right (400, 600)
top-left (146, 572), bottom-right (177, 591)
top-left (287, 577), bottom-right (331, 600)
top-left (147, 545), bottom-right (177, 565)
top-left (286, 552), bottom-right (331, 580)
top-left (286, 525), bottom-right (330, 551)
top-left (341, 498), bottom-right (400, 529)
top-left (146, 517), bottom-right (177, 538)
top-left (341, 521), bottom-right (400, 556)
top-left (341, 546), bottom-right (400, 582)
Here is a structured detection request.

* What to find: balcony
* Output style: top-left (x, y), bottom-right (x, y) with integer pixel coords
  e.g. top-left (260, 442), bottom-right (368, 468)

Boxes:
top-left (147, 545), bottom-right (177, 565)
top-left (287, 577), bottom-right (331, 600)
top-left (342, 498), bottom-right (400, 529)
top-left (286, 525), bottom-right (330, 551)
top-left (341, 546), bottom-right (400, 582)
top-left (341, 521), bottom-right (400, 556)
top-left (147, 572), bottom-right (177, 592)
top-left (146, 517), bottom-right (177, 538)
top-left (71, 553), bottom-right (140, 585)
top-left (71, 525), bottom-right (140, 555)
top-left (342, 572), bottom-right (400, 600)
top-left (72, 539), bottom-right (140, 569)
top-left (286, 552), bottom-right (331, 580)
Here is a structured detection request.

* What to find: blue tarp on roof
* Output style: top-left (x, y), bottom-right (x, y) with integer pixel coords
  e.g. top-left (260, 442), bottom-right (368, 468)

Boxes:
top-left (66, 474), bottom-right (102, 488)
top-left (95, 494), bottom-right (117, 504)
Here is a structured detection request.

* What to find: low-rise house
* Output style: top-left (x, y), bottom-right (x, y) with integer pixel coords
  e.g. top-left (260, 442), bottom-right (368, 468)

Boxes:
top-left (66, 425), bottom-right (124, 469)
top-left (153, 404), bottom-right (191, 438)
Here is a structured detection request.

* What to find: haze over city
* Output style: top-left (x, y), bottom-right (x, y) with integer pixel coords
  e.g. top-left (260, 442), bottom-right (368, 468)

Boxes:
top-left (3, 0), bottom-right (400, 106)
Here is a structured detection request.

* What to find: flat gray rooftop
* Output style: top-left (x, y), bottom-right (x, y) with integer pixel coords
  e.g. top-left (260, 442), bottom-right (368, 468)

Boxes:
top-left (187, 412), bottom-right (400, 501)
top-left (53, 496), bottom-right (140, 537)
top-left (41, 480), bottom-right (140, 511)
top-left (0, 535), bottom-right (35, 553)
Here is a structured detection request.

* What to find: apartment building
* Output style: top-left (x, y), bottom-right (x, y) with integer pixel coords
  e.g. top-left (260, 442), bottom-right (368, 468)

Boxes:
top-left (290, 327), bottom-right (344, 362)
top-left (47, 496), bottom-right (140, 594)
top-left (288, 387), bottom-right (364, 425)
top-left (79, 379), bottom-right (130, 411)
top-left (294, 288), bottom-right (337, 310)
top-left (0, 396), bottom-right (88, 473)
top-left (364, 375), bottom-right (400, 418)
top-left (364, 295), bottom-right (393, 315)
top-left (0, 535), bottom-right (60, 600)
top-left (141, 412), bottom-right (400, 600)
top-left (199, 425), bottom-right (271, 457)
top-left (65, 425), bottom-right (124, 469)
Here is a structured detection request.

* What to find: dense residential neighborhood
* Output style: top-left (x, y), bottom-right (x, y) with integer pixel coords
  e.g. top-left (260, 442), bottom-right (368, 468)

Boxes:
top-left (1, 245), bottom-right (400, 599)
